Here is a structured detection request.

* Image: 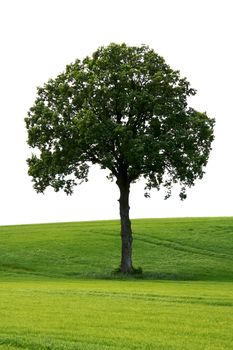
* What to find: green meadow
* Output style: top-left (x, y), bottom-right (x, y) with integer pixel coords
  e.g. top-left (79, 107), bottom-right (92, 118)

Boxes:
top-left (0, 217), bottom-right (233, 349)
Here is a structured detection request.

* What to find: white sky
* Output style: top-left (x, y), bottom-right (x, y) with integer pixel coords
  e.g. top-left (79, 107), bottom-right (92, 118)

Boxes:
top-left (0, 0), bottom-right (232, 225)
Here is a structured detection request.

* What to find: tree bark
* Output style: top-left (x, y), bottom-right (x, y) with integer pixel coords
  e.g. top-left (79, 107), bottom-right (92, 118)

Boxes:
top-left (117, 178), bottom-right (133, 274)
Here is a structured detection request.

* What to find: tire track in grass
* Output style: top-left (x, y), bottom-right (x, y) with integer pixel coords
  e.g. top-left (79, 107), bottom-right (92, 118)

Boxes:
top-left (134, 234), bottom-right (233, 262)
top-left (13, 288), bottom-right (233, 307)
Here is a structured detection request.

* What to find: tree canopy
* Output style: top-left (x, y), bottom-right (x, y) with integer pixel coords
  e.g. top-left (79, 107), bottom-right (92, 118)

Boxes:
top-left (25, 43), bottom-right (215, 273)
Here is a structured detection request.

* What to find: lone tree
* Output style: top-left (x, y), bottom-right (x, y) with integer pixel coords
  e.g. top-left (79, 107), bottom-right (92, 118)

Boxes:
top-left (25, 43), bottom-right (214, 274)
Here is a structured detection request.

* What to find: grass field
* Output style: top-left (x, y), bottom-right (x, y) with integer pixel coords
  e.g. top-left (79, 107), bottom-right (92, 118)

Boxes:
top-left (0, 217), bottom-right (233, 349)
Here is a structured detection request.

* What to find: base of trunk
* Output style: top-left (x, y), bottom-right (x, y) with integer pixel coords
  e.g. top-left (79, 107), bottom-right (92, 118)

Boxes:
top-left (113, 265), bottom-right (143, 275)
top-left (120, 263), bottom-right (134, 274)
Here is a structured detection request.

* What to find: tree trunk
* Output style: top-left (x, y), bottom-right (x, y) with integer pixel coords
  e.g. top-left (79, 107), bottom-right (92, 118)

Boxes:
top-left (117, 179), bottom-right (133, 274)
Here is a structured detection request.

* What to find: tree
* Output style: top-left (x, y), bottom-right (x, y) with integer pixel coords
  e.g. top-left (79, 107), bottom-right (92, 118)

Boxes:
top-left (25, 43), bottom-right (215, 274)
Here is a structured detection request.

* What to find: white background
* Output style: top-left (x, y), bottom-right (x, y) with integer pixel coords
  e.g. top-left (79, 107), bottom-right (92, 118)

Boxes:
top-left (0, 0), bottom-right (232, 225)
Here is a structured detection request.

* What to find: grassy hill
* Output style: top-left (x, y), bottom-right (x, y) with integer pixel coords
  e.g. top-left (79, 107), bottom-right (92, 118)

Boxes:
top-left (0, 217), bottom-right (233, 281)
top-left (0, 217), bottom-right (233, 350)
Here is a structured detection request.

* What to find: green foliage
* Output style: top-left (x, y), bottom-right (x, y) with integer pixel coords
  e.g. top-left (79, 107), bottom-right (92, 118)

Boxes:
top-left (25, 43), bottom-right (214, 198)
